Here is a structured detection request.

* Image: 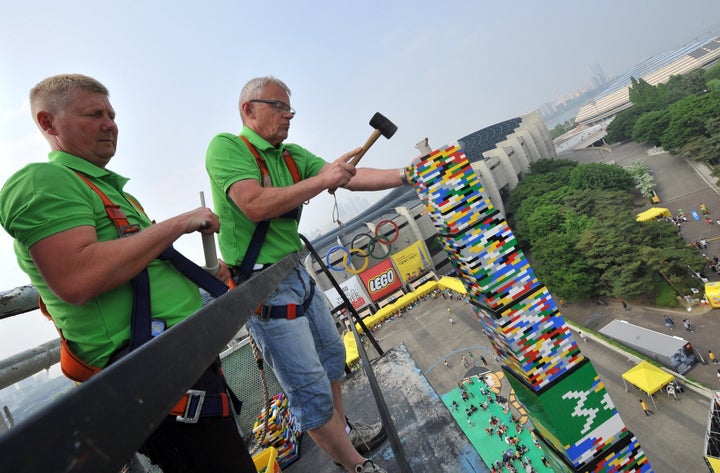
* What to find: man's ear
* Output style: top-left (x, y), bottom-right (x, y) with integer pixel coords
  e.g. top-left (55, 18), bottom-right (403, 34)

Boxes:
top-left (241, 101), bottom-right (254, 119)
top-left (36, 111), bottom-right (58, 135)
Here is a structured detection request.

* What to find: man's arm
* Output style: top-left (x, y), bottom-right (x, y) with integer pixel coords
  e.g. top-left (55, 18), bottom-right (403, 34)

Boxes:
top-left (227, 147), bottom-right (365, 222)
top-left (344, 167), bottom-right (406, 191)
top-left (29, 207), bottom-right (220, 305)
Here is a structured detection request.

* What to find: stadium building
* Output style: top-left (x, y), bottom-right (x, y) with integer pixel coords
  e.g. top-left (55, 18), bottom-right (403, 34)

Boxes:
top-left (576, 35), bottom-right (720, 125)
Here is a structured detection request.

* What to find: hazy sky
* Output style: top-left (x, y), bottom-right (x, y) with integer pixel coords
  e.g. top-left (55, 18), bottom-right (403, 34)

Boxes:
top-left (2, 0), bottom-right (720, 360)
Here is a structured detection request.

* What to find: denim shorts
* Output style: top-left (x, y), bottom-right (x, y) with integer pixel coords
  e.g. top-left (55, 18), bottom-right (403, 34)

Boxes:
top-left (246, 264), bottom-right (346, 431)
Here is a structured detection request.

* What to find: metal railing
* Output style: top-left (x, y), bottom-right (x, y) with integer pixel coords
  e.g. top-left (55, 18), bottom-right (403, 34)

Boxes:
top-left (0, 254), bottom-right (297, 472)
top-left (0, 238), bottom-right (412, 472)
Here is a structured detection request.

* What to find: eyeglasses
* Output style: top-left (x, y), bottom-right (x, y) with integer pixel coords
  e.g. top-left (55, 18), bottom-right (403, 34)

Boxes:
top-left (249, 99), bottom-right (296, 115)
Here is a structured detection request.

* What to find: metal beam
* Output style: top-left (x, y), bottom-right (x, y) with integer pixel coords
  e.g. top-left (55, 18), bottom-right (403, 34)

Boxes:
top-left (0, 340), bottom-right (60, 390)
top-left (0, 253), bottom-right (297, 473)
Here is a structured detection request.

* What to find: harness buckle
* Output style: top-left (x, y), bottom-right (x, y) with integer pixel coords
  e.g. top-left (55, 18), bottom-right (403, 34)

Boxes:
top-left (258, 305), bottom-right (271, 321)
top-left (117, 224), bottom-right (140, 238)
top-left (176, 389), bottom-right (206, 423)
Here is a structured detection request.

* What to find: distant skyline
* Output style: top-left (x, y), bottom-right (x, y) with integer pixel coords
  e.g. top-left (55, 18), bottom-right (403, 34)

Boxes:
top-left (2, 1), bottom-right (720, 359)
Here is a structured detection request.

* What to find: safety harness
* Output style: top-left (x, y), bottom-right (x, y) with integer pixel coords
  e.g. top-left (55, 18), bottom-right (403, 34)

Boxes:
top-left (232, 137), bottom-right (314, 320)
top-left (40, 171), bottom-right (239, 423)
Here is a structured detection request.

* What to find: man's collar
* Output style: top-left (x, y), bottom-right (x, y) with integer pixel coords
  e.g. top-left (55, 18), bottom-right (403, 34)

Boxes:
top-left (48, 150), bottom-right (129, 186)
top-left (240, 126), bottom-right (284, 152)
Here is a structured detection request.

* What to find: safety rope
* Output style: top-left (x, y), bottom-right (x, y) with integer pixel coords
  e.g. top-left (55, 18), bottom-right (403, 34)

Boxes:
top-left (248, 334), bottom-right (270, 455)
top-left (331, 192), bottom-right (344, 228)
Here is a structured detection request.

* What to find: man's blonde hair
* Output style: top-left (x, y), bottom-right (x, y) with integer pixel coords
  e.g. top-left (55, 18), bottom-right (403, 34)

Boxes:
top-left (30, 74), bottom-right (109, 125)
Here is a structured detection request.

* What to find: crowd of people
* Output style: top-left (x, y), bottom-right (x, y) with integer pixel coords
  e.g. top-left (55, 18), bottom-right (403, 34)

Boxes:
top-left (449, 375), bottom-right (546, 473)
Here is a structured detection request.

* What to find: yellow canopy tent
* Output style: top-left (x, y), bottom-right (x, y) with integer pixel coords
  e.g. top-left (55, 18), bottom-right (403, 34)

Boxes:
top-left (706, 281), bottom-right (720, 309)
top-left (621, 361), bottom-right (674, 408)
top-left (344, 331), bottom-right (359, 366)
top-left (636, 207), bottom-right (671, 222)
top-left (438, 276), bottom-right (467, 294)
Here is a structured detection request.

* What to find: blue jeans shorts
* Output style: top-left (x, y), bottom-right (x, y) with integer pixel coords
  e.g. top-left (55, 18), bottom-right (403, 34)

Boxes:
top-left (246, 264), bottom-right (346, 431)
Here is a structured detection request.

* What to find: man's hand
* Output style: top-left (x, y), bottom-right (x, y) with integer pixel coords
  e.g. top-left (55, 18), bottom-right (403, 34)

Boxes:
top-left (215, 259), bottom-right (231, 284)
top-left (183, 207), bottom-right (221, 234)
top-left (323, 147), bottom-right (362, 190)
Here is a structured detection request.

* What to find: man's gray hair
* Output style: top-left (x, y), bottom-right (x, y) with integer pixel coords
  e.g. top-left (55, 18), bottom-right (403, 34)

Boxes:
top-left (30, 74), bottom-right (109, 125)
top-left (238, 76), bottom-right (291, 123)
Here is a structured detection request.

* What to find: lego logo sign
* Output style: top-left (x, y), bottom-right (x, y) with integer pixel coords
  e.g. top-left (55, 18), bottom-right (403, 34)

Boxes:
top-left (368, 270), bottom-right (395, 292)
top-left (360, 259), bottom-right (402, 302)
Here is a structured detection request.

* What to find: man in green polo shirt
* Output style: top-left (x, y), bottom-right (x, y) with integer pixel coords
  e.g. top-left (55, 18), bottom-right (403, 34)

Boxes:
top-left (206, 76), bottom-right (409, 473)
top-left (0, 74), bottom-right (255, 472)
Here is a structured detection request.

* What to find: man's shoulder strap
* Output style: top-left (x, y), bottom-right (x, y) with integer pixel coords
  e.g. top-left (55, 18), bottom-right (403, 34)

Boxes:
top-left (73, 172), bottom-right (144, 237)
top-left (238, 135), bottom-right (301, 186)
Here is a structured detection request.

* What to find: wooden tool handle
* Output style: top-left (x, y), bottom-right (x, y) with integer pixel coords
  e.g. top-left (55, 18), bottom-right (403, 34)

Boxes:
top-left (350, 129), bottom-right (382, 166)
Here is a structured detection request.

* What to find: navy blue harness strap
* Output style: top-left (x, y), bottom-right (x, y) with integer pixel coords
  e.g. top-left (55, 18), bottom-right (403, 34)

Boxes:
top-left (129, 269), bottom-right (152, 350)
top-left (128, 246), bottom-right (229, 349)
top-left (159, 246), bottom-right (229, 298)
top-left (233, 221), bottom-right (270, 284)
top-left (258, 281), bottom-right (315, 320)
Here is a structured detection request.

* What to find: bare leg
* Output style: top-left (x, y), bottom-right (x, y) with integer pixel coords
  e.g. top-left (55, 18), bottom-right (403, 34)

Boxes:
top-left (331, 380), bottom-right (346, 422)
top-left (307, 408), bottom-right (365, 471)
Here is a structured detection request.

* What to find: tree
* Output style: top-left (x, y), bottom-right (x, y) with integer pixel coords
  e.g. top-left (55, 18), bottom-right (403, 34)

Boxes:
top-left (507, 163), bottom-right (703, 303)
top-left (568, 163), bottom-right (635, 192)
top-left (708, 79), bottom-right (720, 94)
top-left (532, 231), bottom-right (597, 300)
top-left (628, 77), bottom-right (659, 108)
top-left (631, 109), bottom-right (670, 146)
top-left (661, 92), bottom-right (720, 152)
top-left (550, 120), bottom-right (576, 139)
top-left (704, 62), bottom-right (720, 83)
top-left (605, 106), bottom-right (646, 143)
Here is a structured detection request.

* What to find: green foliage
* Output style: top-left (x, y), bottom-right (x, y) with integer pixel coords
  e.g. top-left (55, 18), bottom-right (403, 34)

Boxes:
top-left (605, 106), bottom-right (646, 143)
top-left (704, 63), bottom-right (720, 83)
top-left (624, 160), bottom-right (656, 198)
top-left (656, 70), bottom-right (707, 107)
top-left (654, 281), bottom-right (679, 307)
top-left (631, 110), bottom-right (669, 146)
top-left (505, 160), bottom-right (576, 214)
top-left (532, 231), bottom-right (597, 300)
top-left (508, 161), bottom-right (705, 303)
top-left (568, 163), bottom-right (635, 192)
top-left (607, 71), bottom-right (714, 146)
top-left (660, 93), bottom-right (720, 152)
top-left (549, 120), bottom-right (576, 139)
top-left (528, 158), bottom-right (578, 175)
top-left (708, 78), bottom-right (720, 94)
top-left (628, 77), bottom-right (659, 107)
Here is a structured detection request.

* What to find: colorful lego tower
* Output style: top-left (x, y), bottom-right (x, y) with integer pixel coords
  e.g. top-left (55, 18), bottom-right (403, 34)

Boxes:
top-left (406, 143), bottom-right (651, 472)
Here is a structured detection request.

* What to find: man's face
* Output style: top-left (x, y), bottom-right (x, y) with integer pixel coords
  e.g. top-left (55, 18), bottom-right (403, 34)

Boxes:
top-left (245, 83), bottom-right (294, 147)
top-left (44, 90), bottom-right (118, 168)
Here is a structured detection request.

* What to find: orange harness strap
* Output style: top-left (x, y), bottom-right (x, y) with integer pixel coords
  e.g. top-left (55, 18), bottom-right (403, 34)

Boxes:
top-left (40, 172), bottom-right (149, 382)
top-left (239, 135), bottom-right (302, 186)
top-left (42, 173), bottom-right (236, 421)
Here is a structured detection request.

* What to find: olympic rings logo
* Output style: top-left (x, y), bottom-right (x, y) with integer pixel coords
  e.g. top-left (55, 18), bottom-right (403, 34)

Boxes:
top-left (325, 219), bottom-right (400, 274)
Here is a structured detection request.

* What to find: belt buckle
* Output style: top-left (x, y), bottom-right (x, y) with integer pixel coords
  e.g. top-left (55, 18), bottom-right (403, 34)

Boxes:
top-left (176, 389), bottom-right (205, 423)
top-left (258, 305), bottom-right (271, 321)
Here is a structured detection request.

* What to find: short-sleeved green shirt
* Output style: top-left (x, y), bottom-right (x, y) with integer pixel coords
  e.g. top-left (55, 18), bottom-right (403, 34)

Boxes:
top-left (205, 127), bottom-right (326, 266)
top-left (0, 151), bottom-right (202, 368)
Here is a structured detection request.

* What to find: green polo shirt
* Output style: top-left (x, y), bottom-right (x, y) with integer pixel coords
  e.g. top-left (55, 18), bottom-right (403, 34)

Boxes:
top-left (0, 151), bottom-right (202, 368)
top-left (205, 127), bottom-right (326, 266)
